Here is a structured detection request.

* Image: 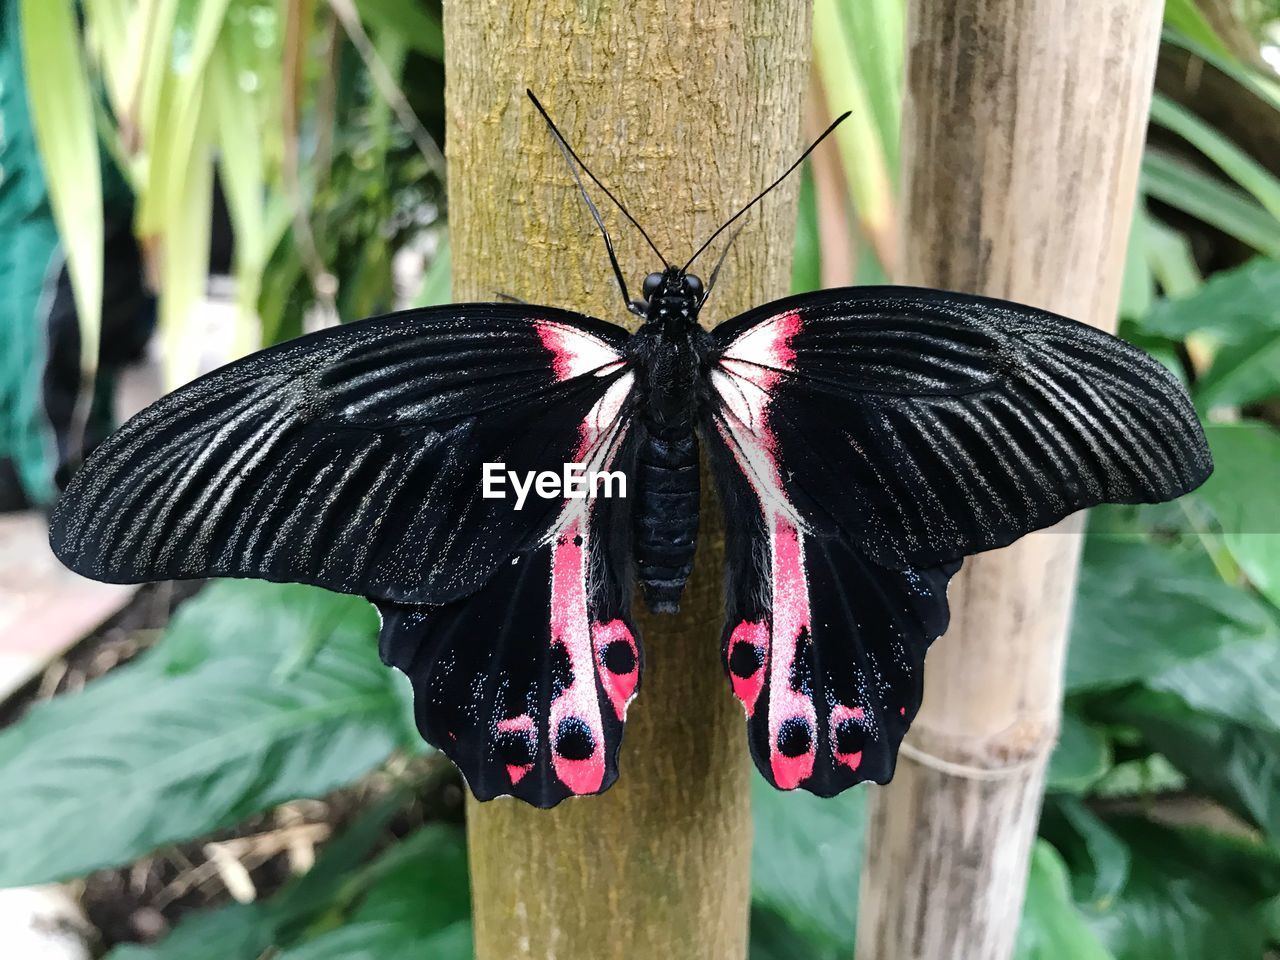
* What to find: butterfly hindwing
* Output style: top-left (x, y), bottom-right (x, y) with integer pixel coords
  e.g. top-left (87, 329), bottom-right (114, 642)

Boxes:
top-left (49, 303), bottom-right (633, 605)
top-left (708, 285), bottom-right (1212, 572)
top-left (708, 408), bottom-right (959, 793)
top-left (377, 439), bottom-right (640, 807)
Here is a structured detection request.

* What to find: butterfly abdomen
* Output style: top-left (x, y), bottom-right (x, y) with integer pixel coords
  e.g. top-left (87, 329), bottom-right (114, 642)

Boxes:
top-left (633, 422), bottom-right (699, 613)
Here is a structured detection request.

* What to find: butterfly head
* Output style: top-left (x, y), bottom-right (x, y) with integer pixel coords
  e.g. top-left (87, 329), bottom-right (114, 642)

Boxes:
top-left (640, 268), bottom-right (703, 334)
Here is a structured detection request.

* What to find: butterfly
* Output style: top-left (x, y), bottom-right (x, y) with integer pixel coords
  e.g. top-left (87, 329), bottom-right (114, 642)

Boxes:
top-left (49, 92), bottom-right (1212, 808)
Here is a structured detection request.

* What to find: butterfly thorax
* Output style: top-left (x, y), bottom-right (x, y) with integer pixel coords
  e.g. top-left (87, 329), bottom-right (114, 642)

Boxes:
top-left (627, 271), bottom-right (712, 613)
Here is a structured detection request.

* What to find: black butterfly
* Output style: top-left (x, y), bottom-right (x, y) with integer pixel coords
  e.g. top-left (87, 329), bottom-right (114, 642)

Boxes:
top-left (49, 93), bottom-right (1212, 807)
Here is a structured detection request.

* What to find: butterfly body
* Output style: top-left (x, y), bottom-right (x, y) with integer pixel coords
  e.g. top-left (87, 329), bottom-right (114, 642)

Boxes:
top-left (628, 268), bottom-right (713, 611)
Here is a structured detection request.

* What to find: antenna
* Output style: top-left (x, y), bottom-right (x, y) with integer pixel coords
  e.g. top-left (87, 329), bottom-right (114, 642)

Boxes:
top-left (527, 90), bottom-right (669, 268)
top-left (683, 110), bottom-right (851, 273)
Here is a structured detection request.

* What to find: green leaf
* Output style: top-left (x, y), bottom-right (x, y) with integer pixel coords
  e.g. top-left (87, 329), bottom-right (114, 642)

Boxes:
top-left (750, 772), bottom-right (864, 954)
top-left (829, 0), bottom-right (901, 176)
top-left (19, 0), bottom-right (104, 378)
top-left (1195, 331), bottom-right (1280, 411)
top-left (1047, 709), bottom-right (1113, 793)
top-left (278, 826), bottom-right (471, 960)
top-left (1040, 796), bottom-right (1131, 909)
top-left (1090, 754), bottom-right (1186, 800)
top-left (0, 582), bottom-right (408, 886)
top-left (791, 165), bottom-right (821, 296)
top-left (108, 791), bottom-right (416, 960)
top-left (1141, 257), bottom-right (1280, 343)
top-left (1161, 1), bottom-right (1230, 57)
top-left (1163, 29), bottom-right (1280, 116)
top-left (1079, 815), bottom-right (1280, 960)
top-left (1149, 95), bottom-right (1280, 223)
top-left (1195, 422), bottom-right (1280, 606)
top-left (1068, 536), bottom-right (1278, 692)
top-left (353, 0), bottom-right (445, 61)
top-left (1141, 152), bottom-right (1280, 259)
top-left (1016, 841), bottom-right (1115, 960)
top-left (1111, 689), bottom-right (1280, 842)
top-left (412, 235), bottom-right (452, 308)
top-left (0, 2), bottom-right (61, 504)
top-left (107, 818), bottom-right (467, 960)
top-left (107, 902), bottom-right (272, 960)
top-left (749, 904), bottom-right (842, 960)
top-left (209, 38), bottom-right (267, 355)
top-left (1149, 632), bottom-right (1280, 733)
top-left (1118, 205), bottom-right (1154, 322)
top-left (1143, 218), bottom-right (1201, 300)
top-left (811, 0), bottom-right (898, 269)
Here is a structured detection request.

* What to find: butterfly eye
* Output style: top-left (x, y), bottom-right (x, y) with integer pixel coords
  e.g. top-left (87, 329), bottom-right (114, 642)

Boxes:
top-left (684, 274), bottom-right (704, 298)
top-left (642, 273), bottom-right (663, 298)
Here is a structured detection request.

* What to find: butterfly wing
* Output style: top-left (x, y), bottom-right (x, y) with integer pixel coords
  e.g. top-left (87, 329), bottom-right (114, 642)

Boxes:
top-left (377, 442), bottom-right (639, 807)
top-left (52, 301), bottom-right (644, 805)
top-left (50, 303), bottom-right (633, 605)
top-left (709, 437), bottom-right (959, 792)
top-left (704, 285), bottom-right (1210, 794)
top-left (708, 285), bottom-right (1211, 571)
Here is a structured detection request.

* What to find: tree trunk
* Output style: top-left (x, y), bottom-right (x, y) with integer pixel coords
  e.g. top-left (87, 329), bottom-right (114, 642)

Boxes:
top-left (443, 4), bottom-right (810, 958)
top-left (855, 3), bottom-right (1163, 959)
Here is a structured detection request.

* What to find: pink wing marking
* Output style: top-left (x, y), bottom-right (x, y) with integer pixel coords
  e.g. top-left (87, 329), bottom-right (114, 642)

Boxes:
top-left (496, 714), bottom-right (537, 786)
top-left (593, 618), bottom-right (638, 719)
top-left (537, 321), bottom-right (625, 382)
top-left (537, 361), bottom-right (636, 795)
top-left (721, 310), bottom-right (801, 373)
top-left (548, 514), bottom-right (607, 795)
top-left (767, 513), bottom-right (817, 789)
top-left (578, 374), bottom-right (633, 460)
top-left (829, 704), bottom-right (866, 773)
top-left (714, 313), bottom-right (818, 788)
top-left (726, 620), bottom-right (769, 715)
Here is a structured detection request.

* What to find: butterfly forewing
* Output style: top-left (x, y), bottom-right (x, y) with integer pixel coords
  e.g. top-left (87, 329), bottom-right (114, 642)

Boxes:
top-left (708, 286), bottom-right (1212, 572)
top-left (49, 303), bottom-right (634, 606)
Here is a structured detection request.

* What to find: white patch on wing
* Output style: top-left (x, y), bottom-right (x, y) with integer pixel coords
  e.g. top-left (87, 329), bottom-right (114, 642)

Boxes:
top-left (537, 322), bottom-right (626, 381)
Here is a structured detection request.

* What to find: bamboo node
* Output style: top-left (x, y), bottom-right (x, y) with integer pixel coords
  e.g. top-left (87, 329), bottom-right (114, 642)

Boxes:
top-left (896, 739), bottom-right (1054, 781)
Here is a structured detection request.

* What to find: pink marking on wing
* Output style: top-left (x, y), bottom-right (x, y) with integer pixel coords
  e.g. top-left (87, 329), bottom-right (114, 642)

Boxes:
top-left (829, 704), bottom-right (866, 773)
top-left (593, 618), bottom-right (638, 719)
top-left (723, 310), bottom-right (801, 374)
top-left (537, 322), bottom-right (623, 382)
top-left (548, 516), bottom-right (606, 795)
top-left (710, 314), bottom-right (796, 504)
top-left (574, 374), bottom-right (633, 460)
top-left (726, 620), bottom-right (769, 716)
top-left (768, 513), bottom-right (816, 789)
top-left (496, 715), bottom-right (536, 786)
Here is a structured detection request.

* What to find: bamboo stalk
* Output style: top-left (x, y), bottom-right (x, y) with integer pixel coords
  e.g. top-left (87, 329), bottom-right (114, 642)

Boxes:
top-left (443, 3), bottom-right (811, 958)
top-left (854, 3), bottom-right (1165, 959)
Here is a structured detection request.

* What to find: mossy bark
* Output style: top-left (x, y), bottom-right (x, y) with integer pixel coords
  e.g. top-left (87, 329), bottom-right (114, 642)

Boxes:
top-left (855, 3), bottom-right (1164, 959)
top-left (443, 3), bottom-right (811, 958)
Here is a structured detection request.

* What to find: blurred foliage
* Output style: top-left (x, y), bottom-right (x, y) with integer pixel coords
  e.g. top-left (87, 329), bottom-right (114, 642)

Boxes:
top-left (18, 0), bottom-right (445, 388)
top-left (0, 0), bottom-right (62, 502)
top-left (5, 0), bottom-right (1280, 958)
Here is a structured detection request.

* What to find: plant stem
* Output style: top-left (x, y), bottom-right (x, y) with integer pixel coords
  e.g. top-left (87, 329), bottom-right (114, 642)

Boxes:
top-left (855, 3), bottom-right (1165, 958)
top-left (443, 2), bottom-right (811, 957)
